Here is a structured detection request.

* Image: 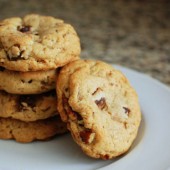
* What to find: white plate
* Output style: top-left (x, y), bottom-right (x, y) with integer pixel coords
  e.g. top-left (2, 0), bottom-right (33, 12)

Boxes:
top-left (0, 65), bottom-right (170, 170)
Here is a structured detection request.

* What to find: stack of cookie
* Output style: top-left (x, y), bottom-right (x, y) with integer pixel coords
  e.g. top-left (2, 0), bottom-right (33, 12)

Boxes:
top-left (0, 14), bottom-right (141, 160)
top-left (0, 14), bottom-right (81, 142)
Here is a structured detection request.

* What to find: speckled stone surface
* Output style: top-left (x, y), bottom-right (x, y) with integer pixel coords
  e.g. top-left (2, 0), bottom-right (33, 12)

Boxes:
top-left (0, 0), bottom-right (169, 85)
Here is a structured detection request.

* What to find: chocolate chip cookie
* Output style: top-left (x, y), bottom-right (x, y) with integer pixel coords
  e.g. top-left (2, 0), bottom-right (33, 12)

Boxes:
top-left (0, 90), bottom-right (58, 122)
top-left (0, 116), bottom-right (67, 143)
top-left (57, 60), bottom-right (141, 159)
top-left (0, 67), bottom-right (57, 94)
top-left (0, 14), bottom-right (80, 71)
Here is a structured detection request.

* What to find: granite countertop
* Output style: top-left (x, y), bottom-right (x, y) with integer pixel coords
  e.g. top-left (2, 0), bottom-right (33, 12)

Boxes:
top-left (0, 0), bottom-right (169, 86)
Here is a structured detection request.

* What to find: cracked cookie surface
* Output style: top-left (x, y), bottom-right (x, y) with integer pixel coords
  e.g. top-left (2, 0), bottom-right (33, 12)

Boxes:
top-left (57, 60), bottom-right (141, 159)
top-left (0, 90), bottom-right (58, 121)
top-left (0, 14), bottom-right (80, 71)
top-left (0, 116), bottom-right (67, 143)
top-left (0, 67), bottom-right (57, 94)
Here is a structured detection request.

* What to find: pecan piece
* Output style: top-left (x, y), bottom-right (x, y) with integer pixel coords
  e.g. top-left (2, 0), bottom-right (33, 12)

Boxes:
top-left (101, 154), bottom-right (110, 160)
top-left (92, 87), bottom-right (102, 95)
top-left (123, 107), bottom-right (130, 115)
top-left (92, 88), bottom-right (107, 110)
top-left (80, 129), bottom-right (95, 144)
top-left (18, 25), bottom-right (31, 33)
top-left (95, 97), bottom-right (107, 110)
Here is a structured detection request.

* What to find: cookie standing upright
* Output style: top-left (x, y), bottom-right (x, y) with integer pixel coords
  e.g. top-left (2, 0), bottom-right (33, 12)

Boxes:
top-left (0, 14), bottom-right (80, 71)
top-left (57, 60), bottom-right (141, 159)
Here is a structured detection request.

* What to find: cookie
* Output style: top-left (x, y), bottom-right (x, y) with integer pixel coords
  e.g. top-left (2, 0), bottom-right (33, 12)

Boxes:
top-left (0, 14), bottom-right (80, 71)
top-left (0, 67), bottom-right (57, 94)
top-left (0, 116), bottom-right (67, 143)
top-left (0, 90), bottom-right (58, 122)
top-left (57, 59), bottom-right (89, 122)
top-left (57, 60), bottom-right (141, 159)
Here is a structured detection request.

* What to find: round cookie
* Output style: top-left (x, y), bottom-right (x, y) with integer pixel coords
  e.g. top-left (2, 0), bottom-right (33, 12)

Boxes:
top-left (0, 90), bottom-right (58, 122)
top-left (0, 14), bottom-right (80, 71)
top-left (57, 60), bottom-right (141, 159)
top-left (0, 67), bottom-right (57, 94)
top-left (0, 116), bottom-right (67, 143)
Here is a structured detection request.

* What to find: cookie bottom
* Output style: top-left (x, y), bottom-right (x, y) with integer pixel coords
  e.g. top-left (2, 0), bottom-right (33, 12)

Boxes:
top-left (0, 116), bottom-right (67, 143)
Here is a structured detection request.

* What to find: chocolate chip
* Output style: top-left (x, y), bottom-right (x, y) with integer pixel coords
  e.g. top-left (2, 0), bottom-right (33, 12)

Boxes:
top-left (123, 107), bottom-right (130, 115)
top-left (17, 95), bottom-right (35, 111)
top-left (7, 50), bottom-right (25, 61)
top-left (18, 26), bottom-right (31, 33)
top-left (28, 80), bottom-right (32, 83)
top-left (17, 91), bottom-right (56, 111)
top-left (0, 66), bottom-right (5, 71)
top-left (95, 97), bottom-right (107, 110)
top-left (19, 95), bottom-right (36, 108)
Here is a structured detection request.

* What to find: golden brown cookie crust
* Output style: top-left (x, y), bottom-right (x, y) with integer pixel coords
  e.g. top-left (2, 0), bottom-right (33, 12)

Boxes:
top-left (57, 60), bottom-right (141, 159)
top-left (57, 59), bottom-right (90, 122)
top-left (0, 67), bottom-right (57, 94)
top-left (0, 116), bottom-right (67, 143)
top-left (0, 90), bottom-right (58, 122)
top-left (0, 14), bottom-right (80, 71)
